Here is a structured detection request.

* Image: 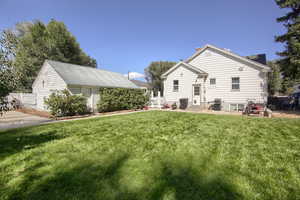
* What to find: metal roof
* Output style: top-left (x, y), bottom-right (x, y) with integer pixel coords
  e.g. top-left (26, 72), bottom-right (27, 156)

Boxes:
top-left (46, 60), bottom-right (138, 89)
top-left (130, 80), bottom-right (151, 88)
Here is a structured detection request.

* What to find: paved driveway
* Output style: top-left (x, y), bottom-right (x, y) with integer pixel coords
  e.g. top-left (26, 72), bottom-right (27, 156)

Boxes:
top-left (0, 111), bottom-right (53, 130)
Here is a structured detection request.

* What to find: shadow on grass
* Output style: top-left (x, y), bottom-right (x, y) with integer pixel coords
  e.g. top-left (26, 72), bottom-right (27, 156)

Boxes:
top-left (6, 153), bottom-right (242, 200)
top-left (149, 162), bottom-right (241, 200)
top-left (0, 129), bottom-right (63, 159)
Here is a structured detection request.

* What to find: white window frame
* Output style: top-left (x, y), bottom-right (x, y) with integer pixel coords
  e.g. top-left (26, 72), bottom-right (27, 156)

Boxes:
top-left (194, 85), bottom-right (200, 96)
top-left (173, 80), bottom-right (179, 92)
top-left (230, 103), bottom-right (245, 112)
top-left (231, 77), bottom-right (240, 91)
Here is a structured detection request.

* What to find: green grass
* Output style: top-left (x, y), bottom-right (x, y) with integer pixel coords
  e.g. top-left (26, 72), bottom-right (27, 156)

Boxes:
top-left (1, 111), bottom-right (300, 200)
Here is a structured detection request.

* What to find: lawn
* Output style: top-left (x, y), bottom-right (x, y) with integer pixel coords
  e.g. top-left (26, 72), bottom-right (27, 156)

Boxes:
top-left (0, 111), bottom-right (300, 200)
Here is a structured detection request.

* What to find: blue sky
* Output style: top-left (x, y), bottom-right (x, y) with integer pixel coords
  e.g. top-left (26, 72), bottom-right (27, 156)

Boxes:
top-left (1, 0), bottom-right (287, 78)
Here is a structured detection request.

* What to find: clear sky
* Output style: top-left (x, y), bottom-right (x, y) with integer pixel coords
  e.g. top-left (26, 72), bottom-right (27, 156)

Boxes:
top-left (1, 0), bottom-right (287, 78)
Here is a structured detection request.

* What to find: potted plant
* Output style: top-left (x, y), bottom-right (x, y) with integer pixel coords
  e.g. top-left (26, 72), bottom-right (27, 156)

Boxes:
top-left (171, 103), bottom-right (177, 110)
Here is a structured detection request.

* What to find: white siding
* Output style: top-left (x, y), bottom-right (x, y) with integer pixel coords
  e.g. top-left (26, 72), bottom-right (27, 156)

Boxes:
top-left (188, 48), bottom-right (268, 107)
top-left (68, 86), bottom-right (100, 112)
top-left (164, 48), bottom-right (268, 110)
top-left (32, 63), bottom-right (100, 112)
top-left (32, 62), bottom-right (67, 110)
top-left (164, 64), bottom-right (204, 105)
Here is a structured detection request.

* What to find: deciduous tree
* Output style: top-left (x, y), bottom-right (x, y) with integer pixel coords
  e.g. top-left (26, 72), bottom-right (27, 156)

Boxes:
top-left (0, 31), bottom-right (20, 115)
top-left (1, 19), bottom-right (97, 91)
top-left (144, 61), bottom-right (176, 96)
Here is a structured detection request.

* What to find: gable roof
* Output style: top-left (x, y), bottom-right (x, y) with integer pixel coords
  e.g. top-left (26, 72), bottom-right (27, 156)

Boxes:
top-left (45, 60), bottom-right (138, 88)
top-left (161, 62), bottom-right (208, 78)
top-left (185, 44), bottom-right (270, 71)
top-left (130, 79), bottom-right (151, 89)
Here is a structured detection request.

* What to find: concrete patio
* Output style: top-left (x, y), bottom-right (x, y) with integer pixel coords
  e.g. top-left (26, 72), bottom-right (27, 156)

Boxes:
top-left (0, 111), bottom-right (53, 130)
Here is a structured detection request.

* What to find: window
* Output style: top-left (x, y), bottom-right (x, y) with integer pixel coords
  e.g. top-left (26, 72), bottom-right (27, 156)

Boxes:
top-left (230, 104), bottom-right (237, 111)
top-left (69, 87), bottom-right (81, 95)
top-left (82, 88), bottom-right (92, 97)
top-left (232, 77), bottom-right (240, 90)
top-left (230, 103), bottom-right (245, 112)
top-left (210, 78), bottom-right (216, 85)
top-left (42, 80), bottom-right (45, 88)
top-left (194, 86), bottom-right (200, 96)
top-left (173, 80), bottom-right (179, 92)
top-left (238, 104), bottom-right (245, 111)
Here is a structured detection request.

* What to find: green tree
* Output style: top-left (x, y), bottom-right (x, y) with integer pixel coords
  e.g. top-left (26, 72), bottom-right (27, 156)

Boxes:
top-left (275, 0), bottom-right (300, 80)
top-left (2, 19), bottom-right (97, 91)
top-left (267, 61), bottom-right (282, 96)
top-left (144, 61), bottom-right (176, 96)
top-left (0, 31), bottom-right (20, 115)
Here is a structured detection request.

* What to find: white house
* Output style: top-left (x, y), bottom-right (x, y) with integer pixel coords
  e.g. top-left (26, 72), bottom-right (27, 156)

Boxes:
top-left (32, 60), bottom-right (138, 111)
top-left (162, 44), bottom-right (271, 111)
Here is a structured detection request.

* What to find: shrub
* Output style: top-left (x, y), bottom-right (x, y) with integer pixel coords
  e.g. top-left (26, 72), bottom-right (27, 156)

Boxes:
top-left (97, 88), bottom-right (149, 112)
top-left (45, 89), bottom-right (89, 117)
top-left (171, 102), bottom-right (177, 110)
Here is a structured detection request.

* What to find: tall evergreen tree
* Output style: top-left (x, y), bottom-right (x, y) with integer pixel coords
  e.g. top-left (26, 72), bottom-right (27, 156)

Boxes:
top-left (267, 61), bottom-right (282, 95)
top-left (144, 61), bottom-right (176, 95)
top-left (275, 0), bottom-right (300, 80)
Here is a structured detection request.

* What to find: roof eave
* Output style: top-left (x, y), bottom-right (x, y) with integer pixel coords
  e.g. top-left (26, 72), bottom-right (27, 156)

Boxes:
top-left (186, 44), bottom-right (271, 71)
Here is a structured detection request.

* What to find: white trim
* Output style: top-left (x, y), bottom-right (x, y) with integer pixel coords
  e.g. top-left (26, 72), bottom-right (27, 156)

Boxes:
top-left (32, 61), bottom-right (47, 88)
top-left (185, 44), bottom-right (271, 72)
top-left (32, 60), bottom-right (67, 89)
top-left (192, 84), bottom-right (201, 105)
top-left (161, 61), bottom-right (208, 78)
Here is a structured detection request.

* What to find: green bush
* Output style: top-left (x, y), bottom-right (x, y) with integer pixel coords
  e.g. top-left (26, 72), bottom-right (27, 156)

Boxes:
top-left (45, 89), bottom-right (89, 117)
top-left (97, 88), bottom-right (149, 112)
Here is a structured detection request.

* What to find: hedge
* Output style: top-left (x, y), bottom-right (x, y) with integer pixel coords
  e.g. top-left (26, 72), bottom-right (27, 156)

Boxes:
top-left (97, 88), bottom-right (149, 112)
top-left (45, 89), bottom-right (89, 117)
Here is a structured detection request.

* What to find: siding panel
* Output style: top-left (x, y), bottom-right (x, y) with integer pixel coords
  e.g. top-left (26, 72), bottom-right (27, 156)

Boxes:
top-left (32, 63), bottom-right (67, 110)
top-left (164, 48), bottom-right (268, 110)
top-left (188, 48), bottom-right (267, 105)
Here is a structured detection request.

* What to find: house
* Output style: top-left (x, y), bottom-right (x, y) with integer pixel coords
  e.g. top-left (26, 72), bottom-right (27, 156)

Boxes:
top-left (130, 79), bottom-right (152, 92)
top-left (32, 60), bottom-right (138, 111)
top-left (162, 44), bottom-right (271, 111)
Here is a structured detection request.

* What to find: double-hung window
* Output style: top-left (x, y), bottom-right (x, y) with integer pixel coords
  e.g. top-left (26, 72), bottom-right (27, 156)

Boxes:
top-left (232, 77), bottom-right (240, 90)
top-left (173, 80), bottom-right (179, 92)
top-left (210, 78), bottom-right (216, 85)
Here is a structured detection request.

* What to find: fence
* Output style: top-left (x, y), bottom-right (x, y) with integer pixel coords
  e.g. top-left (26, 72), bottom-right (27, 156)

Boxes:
top-left (7, 93), bottom-right (37, 109)
top-left (149, 91), bottom-right (164, 108)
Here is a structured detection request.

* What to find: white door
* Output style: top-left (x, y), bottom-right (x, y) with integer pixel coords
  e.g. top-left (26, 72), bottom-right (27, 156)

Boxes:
top-left (192, 84), bottom-right (201, 105)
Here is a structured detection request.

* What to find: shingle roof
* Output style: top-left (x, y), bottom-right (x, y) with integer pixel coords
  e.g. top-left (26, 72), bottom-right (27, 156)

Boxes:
top-left (46, 60), bottom-right (138, 89)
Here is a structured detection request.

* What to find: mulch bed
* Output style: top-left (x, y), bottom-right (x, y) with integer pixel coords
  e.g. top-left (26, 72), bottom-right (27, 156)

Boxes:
top-left (16, 108), bottom-right (52, 118)
top-left (16, 108), bottom-right (146, 121)
top-left (55, 109), bottom-right (145, 120)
